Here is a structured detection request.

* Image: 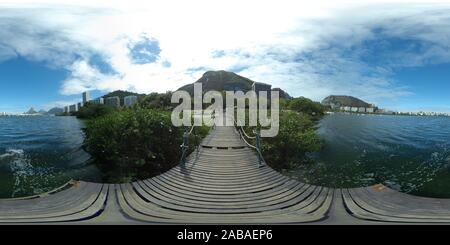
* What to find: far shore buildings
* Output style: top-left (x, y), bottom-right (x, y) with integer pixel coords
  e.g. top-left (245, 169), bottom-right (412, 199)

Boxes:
top-left (82, 91), bottom-right (91, 104)
top-left (124, 95), bottom-right (138, 107)
top-left (64, 91), bottom-right (139, 112)
top-left (69, 104), bottom-right (78, 112)
top-left (92, 97), bottom-right (104, 105)
top-left (340, 106), bottom-right (377, 114)
top-left (105, 96), bottom-right (120, 107)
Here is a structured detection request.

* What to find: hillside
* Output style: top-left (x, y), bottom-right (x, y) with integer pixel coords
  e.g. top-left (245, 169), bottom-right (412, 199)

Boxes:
top-left (321, 95), bottom-right (372, 108)
top-left (272, 88), bottom-right (292, 99)
top-left (177, 70), bottom-right (291, 99)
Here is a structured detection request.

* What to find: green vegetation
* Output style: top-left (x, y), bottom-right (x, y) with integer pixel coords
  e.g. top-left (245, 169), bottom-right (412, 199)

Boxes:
top-left (82, 92), bottom-right (210, 182)
top-left (84, 109), bottom-right (179, 182)
top-left (75, 102), bottom-right (116, 119)
top-left (261, 111), bottom-right (324, 170)
top-left (78, 73), bottom-right (324, 180)
top-left (244, 96), bottom-right (326, 170)
top-left (283, 97), bottom-right (326, 120)
top-left (137, 92), bottom-right (173, 110)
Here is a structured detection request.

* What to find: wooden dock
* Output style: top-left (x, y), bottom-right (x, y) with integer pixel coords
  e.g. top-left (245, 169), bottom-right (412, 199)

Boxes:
top-left (1, 126), bottom-right (450, 224)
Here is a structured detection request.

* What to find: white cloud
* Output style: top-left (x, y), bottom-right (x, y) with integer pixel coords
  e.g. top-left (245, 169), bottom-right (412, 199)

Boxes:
top-left (1, 0), bottom-right (450, 108)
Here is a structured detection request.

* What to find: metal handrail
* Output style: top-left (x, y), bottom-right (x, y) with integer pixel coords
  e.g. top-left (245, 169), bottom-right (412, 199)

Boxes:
top-left (179, 124), bottom-right (199, 165)
top-left (233, 119), bottom-right (265, 167)
top-left (234, 118), bottom-right (256, 139)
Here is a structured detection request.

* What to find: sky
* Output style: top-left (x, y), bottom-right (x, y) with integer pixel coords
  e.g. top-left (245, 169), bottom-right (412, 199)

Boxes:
top-left (1, 0), bottom-right (450, 113)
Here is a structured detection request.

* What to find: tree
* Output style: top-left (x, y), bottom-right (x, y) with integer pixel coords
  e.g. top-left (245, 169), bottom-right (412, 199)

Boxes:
top-left (287, 97), bottom-right (325, 120)
top-left (138, 92), bottom-right (174, 110)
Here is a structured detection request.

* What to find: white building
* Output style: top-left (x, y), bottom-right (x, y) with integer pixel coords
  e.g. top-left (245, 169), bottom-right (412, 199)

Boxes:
top-left (69, 104), bottom-right (78, 112)
top-left (105, 96), bottom-right (120, 107)
top-left (92, 97), bottom-right (104, 104)
top-left (358, 107), bottom-right (366, 113)
top-left (351, 107), bottom-right (358, 112)
top-left (124, 95), bottom-right (138, 107)
top-left (82, 91), bottom-right (91, 104)
top-left (366, 108), bottom-right (374, 113)
top-left (64, 106), bottom-right (69, 113)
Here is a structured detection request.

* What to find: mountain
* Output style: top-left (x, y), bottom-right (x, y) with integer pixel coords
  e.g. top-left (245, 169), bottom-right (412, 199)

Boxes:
top-left (101, 90), bottom-right (145, 106)
top-left (272, 88), bottom-right (292, 99)
top-left (38, 109), bottom-right (47, 114)
top-left (321, 95), bottom-right (373, 108)
top-left (24, 107), bottom-right (37, 114)
top-left (178, 70), bottom-right (254, 94)
top-left (47, 107), bottom-right (64, 114)
top-left (177, 70), bottom-right (292, 99)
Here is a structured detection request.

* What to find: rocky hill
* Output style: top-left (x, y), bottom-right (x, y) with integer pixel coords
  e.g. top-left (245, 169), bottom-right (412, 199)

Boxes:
top-left (321, 95), bottom-right (372, 108)
top-left (177, 70), bottom-right (291, 99)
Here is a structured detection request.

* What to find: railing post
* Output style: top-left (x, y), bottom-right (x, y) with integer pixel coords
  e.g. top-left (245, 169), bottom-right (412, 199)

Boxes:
top-left (180, 130), bottom-right (189, 165)
top-left (255, 130), bottom-right (263, 167)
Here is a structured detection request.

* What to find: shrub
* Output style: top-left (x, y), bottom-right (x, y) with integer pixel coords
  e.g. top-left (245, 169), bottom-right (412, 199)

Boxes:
top-left (260, 111), bottom-right (324, 170)
top-left (75, 102), bottom-right (115, 119)
top-left (83, 108), bottom-right (184, 182)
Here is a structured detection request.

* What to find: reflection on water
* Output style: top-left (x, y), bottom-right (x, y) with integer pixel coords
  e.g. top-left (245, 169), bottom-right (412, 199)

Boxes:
top-left (287, 113), bottom-right (450, 198)
top-left (0, 116), bottom-right (101, 198)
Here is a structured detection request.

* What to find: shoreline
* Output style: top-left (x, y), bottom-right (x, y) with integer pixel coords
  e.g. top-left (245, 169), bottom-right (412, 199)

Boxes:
top-left (326, 111), bottom-right (450, 118)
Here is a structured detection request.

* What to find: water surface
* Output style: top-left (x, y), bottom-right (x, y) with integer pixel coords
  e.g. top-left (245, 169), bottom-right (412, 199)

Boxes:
top-left (288, 113), bottom-right (450, 198)
top-left (0, 116), bottom-right (101, 198)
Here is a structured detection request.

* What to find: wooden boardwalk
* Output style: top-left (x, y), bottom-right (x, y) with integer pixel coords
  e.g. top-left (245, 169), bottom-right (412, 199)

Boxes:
top-left (1, 126), bottom-right (450, 224)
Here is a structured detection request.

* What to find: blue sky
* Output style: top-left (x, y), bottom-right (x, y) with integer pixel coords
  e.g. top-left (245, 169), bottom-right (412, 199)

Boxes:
top-left (1, 1), bottom-right (450, 113)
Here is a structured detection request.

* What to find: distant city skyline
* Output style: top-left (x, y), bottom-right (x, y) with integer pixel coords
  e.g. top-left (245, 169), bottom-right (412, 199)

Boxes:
top-left (2, 1), bottom-right (450, 113)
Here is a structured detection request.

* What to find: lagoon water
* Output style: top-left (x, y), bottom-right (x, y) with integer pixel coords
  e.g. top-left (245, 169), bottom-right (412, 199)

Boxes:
top-left (0, 116), bottom-right (101, 198)
top-left (289, 113), bottom-right (450, 198)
